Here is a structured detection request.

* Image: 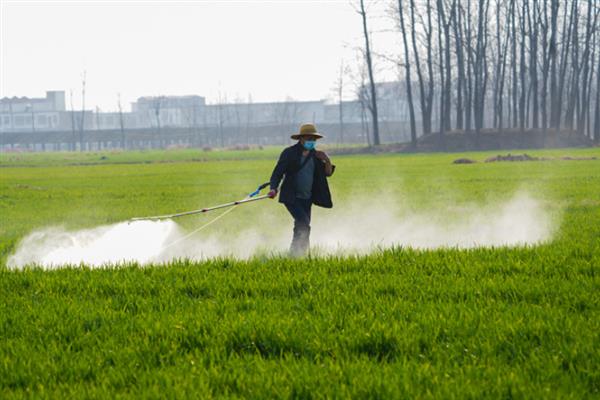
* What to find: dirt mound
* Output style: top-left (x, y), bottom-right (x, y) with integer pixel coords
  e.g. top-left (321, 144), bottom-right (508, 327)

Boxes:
top-left (559, 156), bottom-right (597, 161)
top-left (485, 153), bottom-right (538, 162)
top-left (449, 153), bottom-right (598, 165)
top-left (453, 158), bottom-right (477, 164)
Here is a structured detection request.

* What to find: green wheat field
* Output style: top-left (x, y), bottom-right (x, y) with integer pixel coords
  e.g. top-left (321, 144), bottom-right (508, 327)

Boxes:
top-left (1, 146), bottom-right (599, 398)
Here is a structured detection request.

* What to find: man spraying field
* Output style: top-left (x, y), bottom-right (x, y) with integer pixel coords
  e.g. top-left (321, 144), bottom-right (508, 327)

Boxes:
top-left (268, 123), bottom-right (335, 257)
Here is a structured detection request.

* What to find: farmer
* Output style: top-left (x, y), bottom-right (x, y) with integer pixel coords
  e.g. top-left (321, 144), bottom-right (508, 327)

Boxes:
top-left (268, 123), bottom-right (335, 257)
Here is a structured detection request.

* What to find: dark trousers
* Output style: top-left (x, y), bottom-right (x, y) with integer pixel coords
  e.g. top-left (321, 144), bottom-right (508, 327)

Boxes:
top-left (284, 197), bottom-right (312, 257)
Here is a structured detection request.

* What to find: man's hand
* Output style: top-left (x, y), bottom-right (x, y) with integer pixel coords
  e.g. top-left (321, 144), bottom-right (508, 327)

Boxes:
top-left (267, 189), bottom-right (278, 199)
top-left (315, 150), bottom-right (334, 176)
top-left (315, 150), bottom-right (330, 163)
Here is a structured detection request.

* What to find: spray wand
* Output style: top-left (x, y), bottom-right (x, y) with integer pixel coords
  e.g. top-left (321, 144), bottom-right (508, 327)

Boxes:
top-left (129, 182), bottom-right (271, 222)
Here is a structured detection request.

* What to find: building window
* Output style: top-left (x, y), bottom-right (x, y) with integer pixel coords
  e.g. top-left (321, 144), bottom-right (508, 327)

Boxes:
top-left (36, 115), bottom-right (48, 126)
top-left (14, 116), bottom-right (25, 126)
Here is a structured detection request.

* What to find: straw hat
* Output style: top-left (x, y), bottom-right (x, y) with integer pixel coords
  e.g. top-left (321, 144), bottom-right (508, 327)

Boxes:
top-left (291, 123), bottom-right (324, 140)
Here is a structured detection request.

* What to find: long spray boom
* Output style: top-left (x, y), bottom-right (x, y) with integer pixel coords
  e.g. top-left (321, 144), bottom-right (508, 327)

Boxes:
top-left (130, 182), bottom-right (271, 222)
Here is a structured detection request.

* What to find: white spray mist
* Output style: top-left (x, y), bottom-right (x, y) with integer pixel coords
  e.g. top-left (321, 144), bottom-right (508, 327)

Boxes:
top-left (6, 191), bottom-right (558, 269)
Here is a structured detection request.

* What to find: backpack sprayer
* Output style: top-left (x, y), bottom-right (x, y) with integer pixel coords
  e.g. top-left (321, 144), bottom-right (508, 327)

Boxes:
top-left (129, 182), bottom-right (272, 222)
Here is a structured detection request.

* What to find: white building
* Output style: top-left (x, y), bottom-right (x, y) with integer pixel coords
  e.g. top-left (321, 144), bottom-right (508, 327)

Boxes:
top-left (1, 83), bottom-right (412, 134)
top-left (203, 99), bottom-right (326, 128)
top-left (132, 95), bottom-right (206, 129)
top-left (0, 91), bottom-right (66, 132)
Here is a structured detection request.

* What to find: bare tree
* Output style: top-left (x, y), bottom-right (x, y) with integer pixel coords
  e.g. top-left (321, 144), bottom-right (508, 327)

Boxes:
top-left (518, 2), bottom-right (527, 131)
top-left (7, 98), bottom-right (15, 131)
top-left (80, 70), bottom-right (86, 152)
top-left (565, 0), bottom-right (581, 132)
top-left (216, 90), bottom-right (228, 147)
top-left (358, 0), bottom-right (380, 145)
top-left (410, 0), bottom-right (435, 136)
top-left (233, 95), bottom-right (243, 144)
top-left (595, 30), bottom-right (600, 142)
top-left (352, 53), bottom-right (372, 147)
top-left (334, 59), bottom-right (349, 145)
top-left (491, 0), bottom-right (510, 130)
top-left (547, 0), bottom-right (559, 133)
top-left (463, 0), bottom-right (474, 131)
top-left (69, 89), bottom-right (76, 151)
top-left (117, 93), bottom-right (126, 149)
top-left (384, 0), bottom-right (598, 148)
top-left (245, 93), bottom-right (253, 145)
top-left (553, 0), bottom-right (576, 130)
top-left (152, 95), bottom-right (164, 147)
top-left (437, 0), bottom-right (454, 134)
top-left (95, 106), bottom-right (101, 131)
top-left (578, 1), bottom-right (599, 136)
top-left (452, 0), bottom-right (466, 130)
top-left (528, 0), bottom-right (540, 129)
top-left (472, 0), bottom-right (490, 142)
top-left (397, 0), bottom-right (417, 147)
top-left (509, 0), bottom-right (518, 128)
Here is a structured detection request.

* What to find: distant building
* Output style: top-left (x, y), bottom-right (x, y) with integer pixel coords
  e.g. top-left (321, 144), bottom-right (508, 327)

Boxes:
top-left (323, 100), bottom-right (364, 124)
top-left (0, 91), bottom-right (66, 132)
top-left (358, 81), bottom-right (412, 122)
top-left (94, 111), bottom-right (136, 131)
top-left (0, 83), bottom-right (412, 134)
top-left (132, 95), bottom-right (206, 129)
top-left (204, 99), bottom-right (326, 128)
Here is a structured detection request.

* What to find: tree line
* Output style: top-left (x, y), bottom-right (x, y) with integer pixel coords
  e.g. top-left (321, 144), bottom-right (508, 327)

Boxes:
top-left (358, 0), bottom-right (599, 147)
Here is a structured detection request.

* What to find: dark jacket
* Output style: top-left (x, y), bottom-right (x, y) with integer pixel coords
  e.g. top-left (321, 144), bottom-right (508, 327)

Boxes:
top-left (269, 142), bottom-right (336, 208)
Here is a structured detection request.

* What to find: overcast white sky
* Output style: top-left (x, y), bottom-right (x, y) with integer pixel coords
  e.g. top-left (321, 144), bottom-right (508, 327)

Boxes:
top-left (1, 0), bottom-right (398, 111)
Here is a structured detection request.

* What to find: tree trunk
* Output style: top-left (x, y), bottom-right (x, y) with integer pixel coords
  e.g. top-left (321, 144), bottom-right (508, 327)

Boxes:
top-left (594, 35), bottom-right (600, 142)
top-left (80, 71), bottom-right (86, 152)
top-left (529, 0), bottom-right (540, 129)
top-left (452, 1), bottom-right (465, 130)
top-left (410, 0), bottom-right (434, 136)
top-left (554, 0), bottom-right (576, 130)
top-left (510, 3), bottom-right (518, 128)
top-left (565, 0), bottom-right (580, 132)
top-left (359, 0), bottom-right (380, 145)
top-left (518, 5), bottom-right (527, 132)
top-left (440, 0), bottom-right (453, 132)
top-left (398, 0), bottom-right (417, 147)
top-left (437, 0), bottom-right (446, 141)
top-left (548, 0), bottom-right (559, 130)
top-left (473, 0), bottom-right (488, 143)
top-left (337, 61), bottom-right (345, 144)
top-left (464, 0), bottom-right (473, 132)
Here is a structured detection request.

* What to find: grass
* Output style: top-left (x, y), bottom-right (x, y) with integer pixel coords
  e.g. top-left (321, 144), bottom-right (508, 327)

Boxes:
top-left (0, 146), bottom-right (285, 167)
top-left (1, 146), bottom-right (599, 398)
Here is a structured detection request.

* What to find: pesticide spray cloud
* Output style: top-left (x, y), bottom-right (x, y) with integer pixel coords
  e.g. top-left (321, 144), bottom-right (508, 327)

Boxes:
top-left (312, 191), bottom-right (556, 252)
top-left (7, 191), bottom-right (558, 269)
top-left (7, 220), bottom-right (180, 268)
